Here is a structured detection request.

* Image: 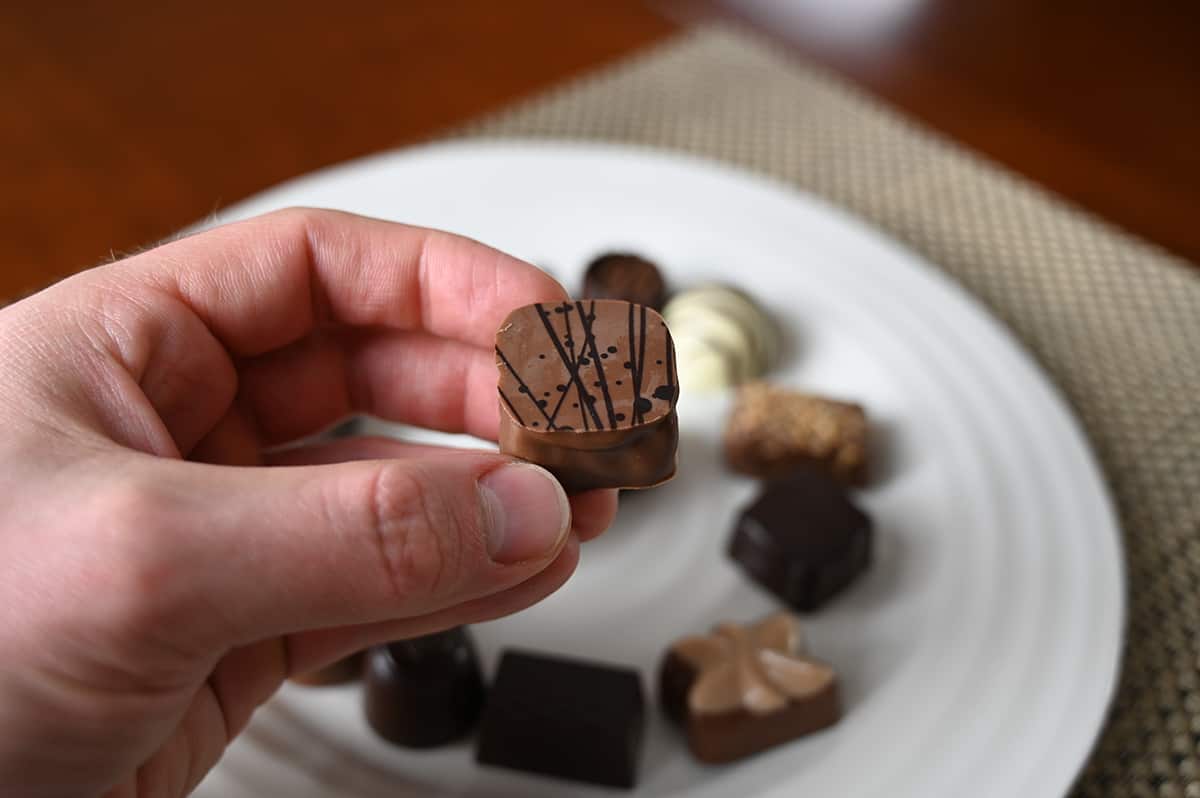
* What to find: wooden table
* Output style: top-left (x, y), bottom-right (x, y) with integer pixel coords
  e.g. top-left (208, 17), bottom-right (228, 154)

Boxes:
top-left (2, 0), bottom-right (1197, 300)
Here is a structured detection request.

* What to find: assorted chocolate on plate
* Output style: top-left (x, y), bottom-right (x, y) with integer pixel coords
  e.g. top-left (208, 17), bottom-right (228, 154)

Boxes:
top-left (290, 249), bottom-right (883, 790)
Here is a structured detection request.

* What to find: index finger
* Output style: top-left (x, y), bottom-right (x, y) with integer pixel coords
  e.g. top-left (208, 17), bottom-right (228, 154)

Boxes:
top-left (122, 207), bottom-right (567, 357)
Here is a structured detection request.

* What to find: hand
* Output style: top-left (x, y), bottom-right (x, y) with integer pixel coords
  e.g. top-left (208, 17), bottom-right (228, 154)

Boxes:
top-left (0, 208), bottom-right (618, 798)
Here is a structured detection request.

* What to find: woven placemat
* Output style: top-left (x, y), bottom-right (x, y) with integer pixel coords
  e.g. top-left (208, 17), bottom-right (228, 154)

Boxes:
top-left (456, 24), bottom-right (1200, 796)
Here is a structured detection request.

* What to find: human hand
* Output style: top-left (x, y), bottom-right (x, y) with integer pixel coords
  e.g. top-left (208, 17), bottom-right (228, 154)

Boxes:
top-left (0, 209), bottom-right (618, 797)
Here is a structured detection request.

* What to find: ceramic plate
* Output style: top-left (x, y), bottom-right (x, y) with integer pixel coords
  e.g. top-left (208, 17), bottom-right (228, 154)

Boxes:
top-left (195, 141), bottom-right (1123, 798)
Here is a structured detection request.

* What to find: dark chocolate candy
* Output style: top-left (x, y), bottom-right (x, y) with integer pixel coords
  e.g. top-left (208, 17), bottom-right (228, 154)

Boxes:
top-left (581, 253), bottom-right (667, 311)
top-left (724, 382), bottom-right (869, 486)
top-left (728, 468), bottom-right (872, 611)
top-left (476, 649), bottom-right (645, 789)
top-left (363, 628), bottom-right (485, 748)
top-left (290, 651), bottom-right (365, 687)
top-left (496, 299), bottom-right (679, 492)
top-left (659, 613), bottom-right (840, 763)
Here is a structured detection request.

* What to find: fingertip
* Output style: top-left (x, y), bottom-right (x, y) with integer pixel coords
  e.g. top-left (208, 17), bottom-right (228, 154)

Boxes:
top-left (535, 266), bottom-right (570, 303)
top-left (568, 489), bottom-right (620, 542)
top-left (561, 530), bottom-right (582, 567)
top-left (479, 462), bottom-right (571, 565)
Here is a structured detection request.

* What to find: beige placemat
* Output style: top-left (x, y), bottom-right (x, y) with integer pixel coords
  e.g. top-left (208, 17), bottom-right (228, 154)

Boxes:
top-left (456, 24), bottom-right (1200, 796)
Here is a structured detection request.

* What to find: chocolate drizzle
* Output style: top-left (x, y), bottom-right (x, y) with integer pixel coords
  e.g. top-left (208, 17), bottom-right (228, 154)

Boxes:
top-left (533, 303), bottom-right (603, 431)
top-left (577, 300), bottom-right (618, 428)
top-left (658, 320), bottom-right (678, 404)
top-left (495, 300), bottom-right (677, 433)
top-left (498, 389), bottom-right (525, 427)
top-left (495, 346), bottom-right (552, 429)
top-left (629, 303), bottom-right (643, 424)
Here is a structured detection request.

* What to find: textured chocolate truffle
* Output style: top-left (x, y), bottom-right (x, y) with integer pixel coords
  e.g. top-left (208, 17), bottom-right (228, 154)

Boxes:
top-left (659, 613), bottom-right (841, 763)
top-left (290, 651), bottom-right (364, 687)
top-left (363, 628), bottom-right (485, 748)
top-left (496, 299), bottom-right (679, 492)
top-left (476, 650), bottom-right (646, 789)
top-left (728, 469), bottom-right (872, 611)
top-left (581, 253), bottom-right (667, 310)
top-left (725, 382), bottom-right (869, 485)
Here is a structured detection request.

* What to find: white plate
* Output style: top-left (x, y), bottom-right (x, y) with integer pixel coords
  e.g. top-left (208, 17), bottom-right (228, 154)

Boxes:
top-left (196, 141), bottom-right (1124, 798)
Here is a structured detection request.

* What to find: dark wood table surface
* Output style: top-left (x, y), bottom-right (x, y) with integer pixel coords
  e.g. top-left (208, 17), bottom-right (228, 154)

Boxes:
top-left (3, 0), bottom-right (1197, 300)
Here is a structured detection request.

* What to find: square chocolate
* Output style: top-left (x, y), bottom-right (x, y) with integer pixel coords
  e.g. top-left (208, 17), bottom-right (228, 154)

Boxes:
top-left (475, 649), bottom-right (645, 789)
top-left (496, 300), bottom-right (679, 492)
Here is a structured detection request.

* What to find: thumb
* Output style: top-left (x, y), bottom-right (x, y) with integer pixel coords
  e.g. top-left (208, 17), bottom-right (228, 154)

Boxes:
top-left (106, 453), bottom-right (571, 650)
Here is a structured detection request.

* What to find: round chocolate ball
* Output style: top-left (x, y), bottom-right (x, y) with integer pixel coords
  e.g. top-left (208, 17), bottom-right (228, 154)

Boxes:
top-left (581, 253), bottom-right (667, 311)
top-left (363, 627), bottom-right (486, 748)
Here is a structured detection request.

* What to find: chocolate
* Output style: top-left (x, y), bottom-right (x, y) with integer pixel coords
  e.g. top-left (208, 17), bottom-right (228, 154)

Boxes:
top-left (581, 253), bottom-right (667, 310)
top-left (476, 650), bottom-right (645, 789)
top-left (290, 651), bottom-right (364, 686)
top-left (728, 468), bottom-right (872, 611)
top-left (363, 628), bottom-right (485, 748)
top-left (659, 613), bottom-right (841, 763)
top-left (495, 300), bottom-right (679, 492)
top-left (724, 382), bottom-right (869, 485)
top-left (663, 285), bottom-right (779, 392)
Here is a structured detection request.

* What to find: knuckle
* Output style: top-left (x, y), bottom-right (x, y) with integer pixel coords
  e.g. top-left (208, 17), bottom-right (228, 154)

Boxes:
top-left (268, 206), bottom-right (340, 252)
top-left (267, 205), bottom-right (322, 230)
top-left (88, 477), bottom-right (186, 639)
top-left (365, 463), bottom-right (474, 605)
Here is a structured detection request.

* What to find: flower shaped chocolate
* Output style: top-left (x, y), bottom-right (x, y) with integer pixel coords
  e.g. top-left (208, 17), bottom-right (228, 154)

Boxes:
top-left (659, 612), bottom-right (841, 763)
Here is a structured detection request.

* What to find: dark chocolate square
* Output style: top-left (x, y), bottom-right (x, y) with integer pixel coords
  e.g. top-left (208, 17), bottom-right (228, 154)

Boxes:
top-left (475, 649), bottom-right (645, 789)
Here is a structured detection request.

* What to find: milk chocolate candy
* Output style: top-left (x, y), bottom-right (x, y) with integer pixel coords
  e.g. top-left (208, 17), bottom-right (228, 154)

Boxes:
top-left (581, 253), bottom-right (667, 311)
top-left (496, 300), bottom-right (679, 492)
top-left (476, 650), bottom-right (646, 789)
top-left (363, 628), bottom-right (485, 748)
top-left (659, 613), bottom-right (840, 763)
top-left (725, 382), bottom-right (869, 486)
top-left (729, 468), bottom-right (872, 611)
top-left (290, 651), bottom-right (364, 687)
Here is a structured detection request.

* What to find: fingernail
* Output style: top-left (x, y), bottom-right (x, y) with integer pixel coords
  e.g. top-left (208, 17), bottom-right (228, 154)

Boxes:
top-left (479, 463), bottom-right (570, 564)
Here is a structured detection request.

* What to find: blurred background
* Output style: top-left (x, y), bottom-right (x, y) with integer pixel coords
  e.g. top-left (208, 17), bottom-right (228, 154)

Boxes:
top-left (2, 0), bottom-right (1197, 300)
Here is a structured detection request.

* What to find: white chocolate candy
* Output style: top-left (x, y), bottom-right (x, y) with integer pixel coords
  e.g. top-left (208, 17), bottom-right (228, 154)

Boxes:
top-left (672, 332), bottom-right (738, 392)
top-left (664, 284), bottom-right (779, 392)
top-left (666, 304), bottom-right (760, 376)
top-left (671, 285), bottom-right (780, 372)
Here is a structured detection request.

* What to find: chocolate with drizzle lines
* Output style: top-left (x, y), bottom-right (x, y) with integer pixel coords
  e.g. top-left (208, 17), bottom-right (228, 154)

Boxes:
top-left (496, 299), bottom-right (679, 492)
